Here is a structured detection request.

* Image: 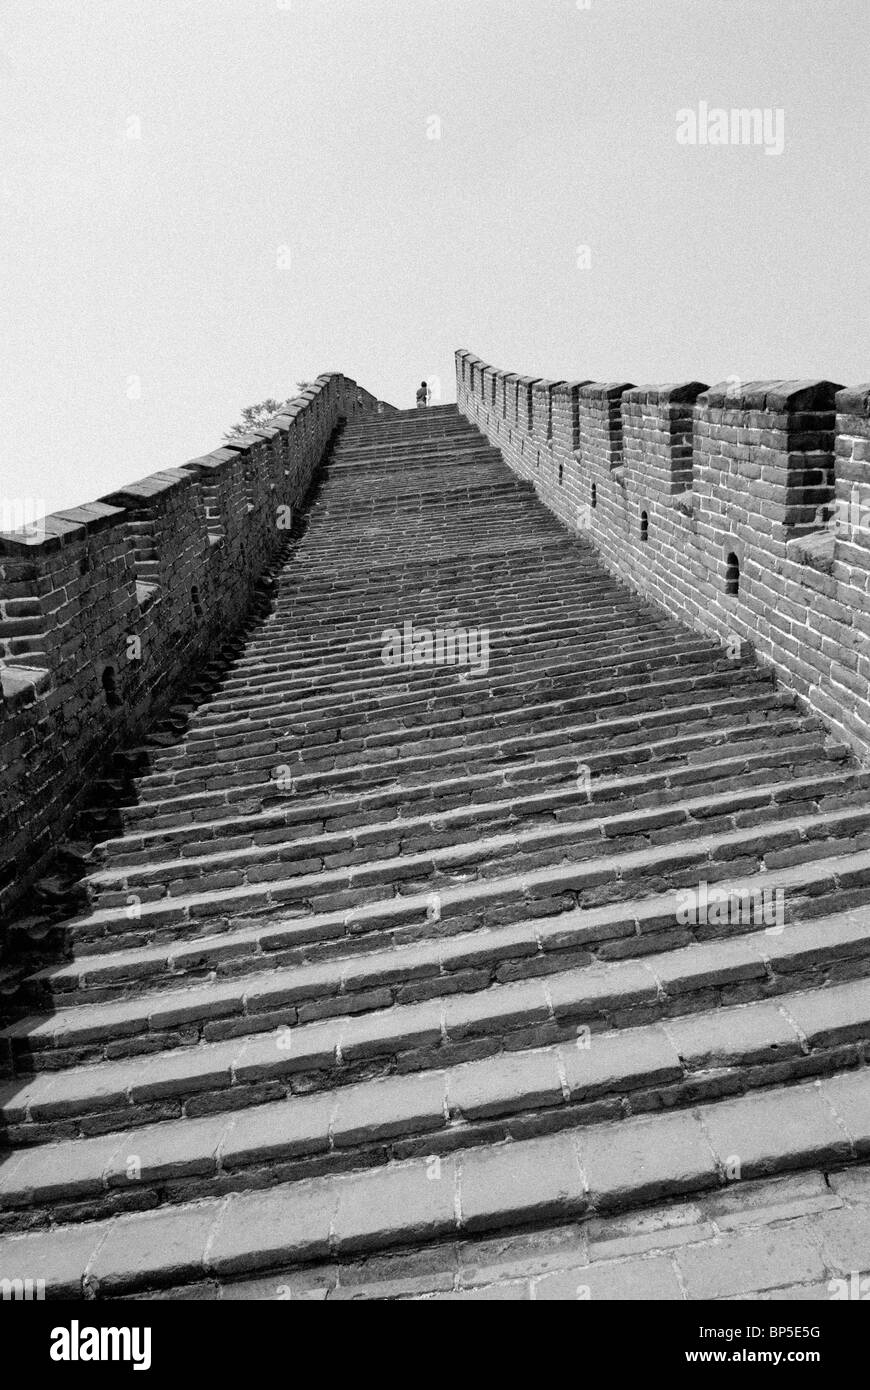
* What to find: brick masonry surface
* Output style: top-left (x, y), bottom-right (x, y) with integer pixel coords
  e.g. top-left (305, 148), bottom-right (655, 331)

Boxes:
top-left (125, 1165), bottom-right (870, 1301)
top-left (0, 376), bottom-right (395, 922)
top-left (3, 395), bottom-right (870, 1300)
top-left (457, 351), bottom-right (870, 766)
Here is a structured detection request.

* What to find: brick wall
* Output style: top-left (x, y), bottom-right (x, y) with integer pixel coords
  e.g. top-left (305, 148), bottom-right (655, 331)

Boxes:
top-left (0, 375), bottom-right (394, 921)
top-left (457, 349), bottom-right (870, 763)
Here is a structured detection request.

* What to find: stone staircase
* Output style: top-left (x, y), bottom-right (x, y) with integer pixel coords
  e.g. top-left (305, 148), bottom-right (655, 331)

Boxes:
top-left (2, 402), bottom-right (870, 1298)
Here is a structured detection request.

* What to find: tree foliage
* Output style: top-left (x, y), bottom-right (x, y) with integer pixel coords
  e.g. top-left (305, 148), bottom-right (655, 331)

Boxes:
top-left (224, 383), bottom-right (315, 440)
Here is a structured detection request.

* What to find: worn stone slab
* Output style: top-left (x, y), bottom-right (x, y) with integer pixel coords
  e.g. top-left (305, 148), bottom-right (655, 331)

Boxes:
top-left (333, 1074), bottom-right (445, 1146)
top-left (332, 1159), bottom-right (458, 1253)
top-left (699, 1170), bottom-right (841, 1230)
top-left (700, 1082), bottom-right (852, 1180)
top-left (88, 1203), bottom-right (219, 1294)
top-left (665, 1001), bottom-right (799, 1068)
top-left (579, 1111), bottom-right (718, 1210)
top-left (219, 1095), bottom-right (334, 1169)
top-left (535, 1254), bottom-right (684, 1301)
top-left (458, 1134), bottom-right (586, 1232)
top-left (448, 1049), bottom-right (562, 1120)
top-left (207, 1186), bottom-right (335, 1276)
top-left (676, 1226), bottom-right (827, 1300)
top-left (558, 1026), bottom-right (681, 1099)
top-left (0, 1221), bottom-right (108, 1298)
top-left (809, 1205), bottom-right (870, 1275)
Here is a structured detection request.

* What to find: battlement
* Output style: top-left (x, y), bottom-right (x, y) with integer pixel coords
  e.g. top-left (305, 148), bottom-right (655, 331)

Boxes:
top-left (0, 375), bottom-right (394, 918)
top-left (457, 348), bottom-right (870, 762)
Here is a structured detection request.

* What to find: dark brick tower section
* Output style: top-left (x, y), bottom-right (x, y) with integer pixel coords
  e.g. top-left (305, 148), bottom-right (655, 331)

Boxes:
top-left (3, 403), bottom-right (870, 1295)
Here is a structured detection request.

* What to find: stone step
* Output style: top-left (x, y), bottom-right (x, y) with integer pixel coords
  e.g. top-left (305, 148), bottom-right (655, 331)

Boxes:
top-left (194, 637), bottom-right (736, 722)
top-left (133, 678), bottom-right (788, 795)
top-left (85, 770), bottom-right (870, 907)
top-left (329, 453), bottom-right (506, 471)
top-left (1, 1067), bottom-right (867, 1296)
top-left (133, 1165), bottom-right (870, 1301)
top-left (54, 789), bottom-right (870, 952)
top-left (292, 515), bottom-right (565, 547)
top-left (328, 431), bottom-right (493, 448)
top-left (113, 718), bottom-right (825, 836)
top-left (129, 691), bottom-right (805, 805)
top-left (262, 565), bottom-right (617, 616)
top-left (340, 412), bottom-right (465, 436)
top-left (333, 432), bottom-right (485, 448)
top-left (3, 975), bottom-right (870, 1229)
top-left (228, 597), bottom-right (673, 666)
top-left (121, 714), bottom-right (818, 828)
top-left (308, 479), bottom-right (523, 505)
top-left (175, 662), bottom-right (769, 756)
top-left (175, 628), bottom-right (719, 719)
top-left (324, 449), bottom-right (505, 471)
top-left (337, 427), bottom-right (470, 447)
top-left (207, 595), bottom-right (700, 661)
top-left (96, 738), bottom-right (846, 867)
top-left (143, 684), bottom-right (755, 779)
top-left (8, 888), bottom-right (870, 1074)
top-left (165, 636), bottom-right (723, 715)
top-left (270, 546), bottom-right (586, 589)
top-left (20, 850), bottom-right (870, 1011)
top-left (298, 509), bottom-right (553, 539)
top-left (267, 541), bottom-right (584, 596)
top-left (129, 661), bottom-right (780, 751)
top-left (4, 946), bottom-right (869, 1150)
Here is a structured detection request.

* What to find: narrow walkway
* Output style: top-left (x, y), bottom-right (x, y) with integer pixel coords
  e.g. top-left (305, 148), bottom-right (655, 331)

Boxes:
top-left (2, 404), bottom-right (870, 1298)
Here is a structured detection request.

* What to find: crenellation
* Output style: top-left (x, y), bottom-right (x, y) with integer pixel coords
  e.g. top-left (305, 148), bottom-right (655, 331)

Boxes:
top-left (579, 382), bottom-right (635, 479)
top-left (501, 371), bottom-right (518, 420)
top-left (623, 382), bottom-right (707, 500)
top-left (515, 376), bottom-right (537, 433)
top-left (458, 348), bottom-right (870, 762)
top-left (531, 379), bottom-right (563, 444)
top-left (551, 380), bottom-right (587, 456)
top-left (481, 365), bottom-right (498, 412)
top-left (0, 372), bottom-right (393, 918)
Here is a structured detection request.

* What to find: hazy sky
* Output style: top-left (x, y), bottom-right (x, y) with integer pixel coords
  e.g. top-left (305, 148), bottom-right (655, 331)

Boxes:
top-left (1, 0), bottom-right (868, 518)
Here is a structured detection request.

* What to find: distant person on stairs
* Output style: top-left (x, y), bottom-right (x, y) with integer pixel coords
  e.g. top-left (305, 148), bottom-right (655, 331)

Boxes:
top-left (416, 381), bottom-right (430, 409)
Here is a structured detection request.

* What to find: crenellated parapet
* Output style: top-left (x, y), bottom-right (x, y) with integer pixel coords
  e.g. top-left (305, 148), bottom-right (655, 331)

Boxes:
top-left (0, 374), bottom-right (394, 918)
top-left (457, 348), bottom-right (870, 762)
top-left (623, 382), bottom-right (707, 499)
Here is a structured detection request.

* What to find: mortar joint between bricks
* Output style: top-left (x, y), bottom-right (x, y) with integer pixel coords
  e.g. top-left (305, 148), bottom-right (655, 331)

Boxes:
top-left (692, 1105), bottom-right (728, 1189)
top-left (647, 962), bottom-right (668, 1004)
top-left (554, 1048), bottom-right (572, 1105)
top-left (542, 982), bottom-right (557, 1025)
top-left (776, 997), bottom-right (812, 1055)
top-left (452, 1156), bottom-right (463, 1231)
top-left (817, 1083), bottom-right (861, 1159)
